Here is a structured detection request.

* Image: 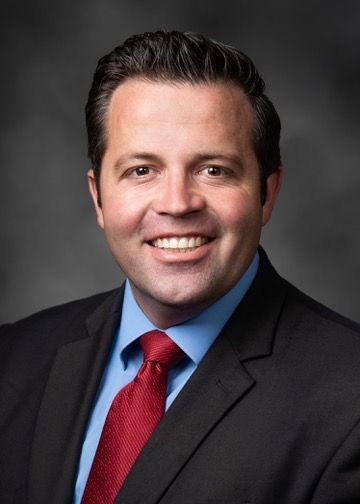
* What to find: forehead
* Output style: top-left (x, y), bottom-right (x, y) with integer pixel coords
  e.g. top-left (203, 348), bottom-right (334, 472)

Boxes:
top-left (106, 79), bottom-right (254, 136)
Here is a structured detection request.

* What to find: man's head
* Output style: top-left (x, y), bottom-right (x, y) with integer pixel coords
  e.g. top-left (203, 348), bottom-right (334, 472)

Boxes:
top-left (86, 30), bottom-right (281, 205)
top-left (86, 31), bottom-right (282, 328)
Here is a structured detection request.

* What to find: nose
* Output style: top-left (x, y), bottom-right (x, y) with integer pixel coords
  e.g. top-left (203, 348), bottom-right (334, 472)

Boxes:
top-left (152, 172), bottom-right (206, 217)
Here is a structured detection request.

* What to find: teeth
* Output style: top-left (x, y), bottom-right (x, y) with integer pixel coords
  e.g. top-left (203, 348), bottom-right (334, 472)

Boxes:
top-left (169, 238), bottom-right (178, 249)
top-left (151, 236), bottom-right (209, 250)
top-left (178, 238), bottom-right (188, 248)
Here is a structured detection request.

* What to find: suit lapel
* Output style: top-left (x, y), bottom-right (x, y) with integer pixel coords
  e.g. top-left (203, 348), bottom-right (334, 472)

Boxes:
top-left (117, 250), bottom-right (288, 504)
top-left (28, 288), bottom-right (123, 504)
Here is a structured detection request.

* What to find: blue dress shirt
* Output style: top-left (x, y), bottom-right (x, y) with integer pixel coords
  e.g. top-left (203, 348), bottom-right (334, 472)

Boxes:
top-left (74, 252), bottom-right (259, 502)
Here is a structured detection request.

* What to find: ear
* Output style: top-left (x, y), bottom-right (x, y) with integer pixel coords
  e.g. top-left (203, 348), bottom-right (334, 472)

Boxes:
top-left (261, 168), bottom-right (283, 226)
top-left (88, 169), bottom-right (104, 229)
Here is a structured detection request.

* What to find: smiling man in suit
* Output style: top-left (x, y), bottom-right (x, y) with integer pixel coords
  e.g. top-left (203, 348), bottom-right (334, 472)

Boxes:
top-left (1, 31), bottom-right (360, 504)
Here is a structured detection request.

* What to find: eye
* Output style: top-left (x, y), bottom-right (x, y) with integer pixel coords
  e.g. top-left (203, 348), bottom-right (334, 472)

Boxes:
top-left (202, 166), bottom-right (224, 176)
top-left (134, 166), bottom-right (151, 176)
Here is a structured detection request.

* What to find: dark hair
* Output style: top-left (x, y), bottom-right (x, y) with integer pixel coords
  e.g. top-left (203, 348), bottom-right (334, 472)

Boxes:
top-left (86, 30), bottom-right (281, 204)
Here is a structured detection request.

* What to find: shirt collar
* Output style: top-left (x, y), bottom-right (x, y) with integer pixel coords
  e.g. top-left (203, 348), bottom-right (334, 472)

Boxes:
top-left (118, 251), bottom-right (259, 368)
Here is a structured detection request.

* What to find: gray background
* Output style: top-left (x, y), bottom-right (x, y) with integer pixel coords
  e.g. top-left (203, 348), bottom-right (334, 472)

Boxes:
top-left (1, 0), bottom-right (359, 323)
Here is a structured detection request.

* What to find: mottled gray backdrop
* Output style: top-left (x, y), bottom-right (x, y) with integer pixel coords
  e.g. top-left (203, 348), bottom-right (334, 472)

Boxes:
top-left (1, 0), bottom-right (359, 323)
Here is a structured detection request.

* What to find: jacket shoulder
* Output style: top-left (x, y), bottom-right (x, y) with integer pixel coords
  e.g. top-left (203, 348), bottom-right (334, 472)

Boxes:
top-left (284, 280), bottom-right (360, 335)
top-left (275, 279), bottom-right (360, 386)
top-left (4, 288), bottom-right (118, 326)
top-left (0, 288), bottom-right (122, 366)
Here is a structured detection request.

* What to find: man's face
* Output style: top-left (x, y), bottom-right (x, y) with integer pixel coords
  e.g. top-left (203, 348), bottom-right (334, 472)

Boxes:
top-left (89, 80), bottom-right (281, 327)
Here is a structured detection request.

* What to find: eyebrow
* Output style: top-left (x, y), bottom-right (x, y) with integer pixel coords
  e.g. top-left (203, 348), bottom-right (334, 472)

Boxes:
top-left (113, 151), bottom-right (244, 170)
top-left (192, 152), bottom-right (244, 168)
top-left (114, 153), bottom-right (162, 171)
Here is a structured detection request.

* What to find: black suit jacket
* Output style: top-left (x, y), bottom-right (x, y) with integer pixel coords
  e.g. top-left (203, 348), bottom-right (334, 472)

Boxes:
top-left (1, 250), bottom-right (360, 503)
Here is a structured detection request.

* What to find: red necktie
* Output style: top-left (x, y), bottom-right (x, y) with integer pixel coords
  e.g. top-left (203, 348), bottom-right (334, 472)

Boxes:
top-left (82, 330), bottom-right (184, 504)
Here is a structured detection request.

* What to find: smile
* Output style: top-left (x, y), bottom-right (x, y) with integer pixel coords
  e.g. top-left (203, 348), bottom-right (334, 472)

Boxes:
top-left (150, 236), bottom-right (210, 252)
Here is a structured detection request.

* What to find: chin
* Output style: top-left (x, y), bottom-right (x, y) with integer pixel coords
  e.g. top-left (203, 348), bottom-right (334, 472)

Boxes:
top-left (147, 281), bottom-right (222, 310)
top-left (153, 289), bottom-right (205, 307)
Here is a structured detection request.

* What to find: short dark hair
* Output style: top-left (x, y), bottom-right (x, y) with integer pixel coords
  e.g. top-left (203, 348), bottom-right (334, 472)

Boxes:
top-left (86, 30), bottom-right (281, 204)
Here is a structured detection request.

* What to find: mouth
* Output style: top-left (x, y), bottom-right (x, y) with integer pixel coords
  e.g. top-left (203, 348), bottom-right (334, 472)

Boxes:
top-left (149, 236), bottom-right (212, 253)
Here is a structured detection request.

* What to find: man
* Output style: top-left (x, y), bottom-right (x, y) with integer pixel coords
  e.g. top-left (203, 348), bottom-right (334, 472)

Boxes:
top-left (1, 30), bottom-right (360, 504)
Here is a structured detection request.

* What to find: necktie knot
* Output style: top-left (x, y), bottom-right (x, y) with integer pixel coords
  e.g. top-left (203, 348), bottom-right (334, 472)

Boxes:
top-left (140, 330), bottom-right (185, 369)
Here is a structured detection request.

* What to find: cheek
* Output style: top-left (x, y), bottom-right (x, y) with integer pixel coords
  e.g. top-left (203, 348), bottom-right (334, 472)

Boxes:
top-left (218, 194), bottom-right (262, 234)
top-left (101, 198), bottom-right (140, 242)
